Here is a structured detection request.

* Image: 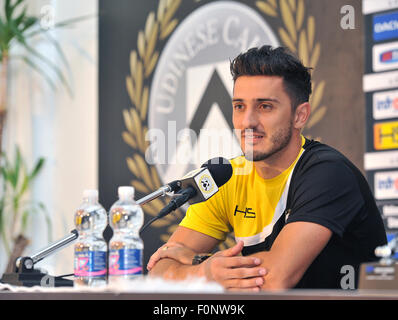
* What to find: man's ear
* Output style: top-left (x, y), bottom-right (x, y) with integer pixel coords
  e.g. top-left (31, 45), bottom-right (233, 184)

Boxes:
top-left (293, 102), bottom-right (311, 130)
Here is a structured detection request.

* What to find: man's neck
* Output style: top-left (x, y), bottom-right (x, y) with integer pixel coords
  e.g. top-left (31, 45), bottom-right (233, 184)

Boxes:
top-left (254, 133), bottom-right (303, 179)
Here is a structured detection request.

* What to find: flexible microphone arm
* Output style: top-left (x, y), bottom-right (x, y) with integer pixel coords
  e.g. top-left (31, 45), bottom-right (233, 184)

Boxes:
top-left (136, 181), bottom-right (181, 206)
top-left (139, 188), bottom-right (195, 236)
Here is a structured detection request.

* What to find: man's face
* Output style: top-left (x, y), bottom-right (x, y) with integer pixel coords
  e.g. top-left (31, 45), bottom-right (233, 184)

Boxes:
top-left (232, 75), bottom-right (295, 162)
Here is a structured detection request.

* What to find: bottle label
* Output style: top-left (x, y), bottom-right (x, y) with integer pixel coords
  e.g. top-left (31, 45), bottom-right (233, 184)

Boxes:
top-left (109, 248), bottom-right (142, 276)
top-left (74, 251), bottom-right (107, 277)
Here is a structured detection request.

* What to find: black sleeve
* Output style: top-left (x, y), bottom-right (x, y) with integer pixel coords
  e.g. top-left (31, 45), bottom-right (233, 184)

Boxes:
top-left (286, 160), bottom-right (365, 237)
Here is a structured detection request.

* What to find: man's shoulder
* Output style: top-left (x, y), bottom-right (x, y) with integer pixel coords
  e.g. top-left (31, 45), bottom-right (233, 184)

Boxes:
top-left (295, 138), bottom-right (364, 187)
top-left (301, 139), bottom-right (355, 169)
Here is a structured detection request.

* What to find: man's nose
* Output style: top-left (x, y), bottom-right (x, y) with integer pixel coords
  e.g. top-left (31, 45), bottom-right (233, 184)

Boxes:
top-left (241, 108), bottom-right (259, 129)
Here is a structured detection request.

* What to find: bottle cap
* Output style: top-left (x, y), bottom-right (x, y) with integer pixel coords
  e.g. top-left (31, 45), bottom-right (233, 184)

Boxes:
top-left (83, 189), bottom-right (98, 201)
top-left (118, 186), bottom-right (135, 200)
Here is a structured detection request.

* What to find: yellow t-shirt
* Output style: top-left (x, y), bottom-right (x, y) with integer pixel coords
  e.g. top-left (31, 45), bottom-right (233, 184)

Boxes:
top-left (180, 136), bottom-right (306, 246)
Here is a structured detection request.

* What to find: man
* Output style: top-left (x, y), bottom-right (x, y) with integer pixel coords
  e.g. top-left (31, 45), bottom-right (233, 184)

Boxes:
top-left (147, 46), bottom-right (387, 291)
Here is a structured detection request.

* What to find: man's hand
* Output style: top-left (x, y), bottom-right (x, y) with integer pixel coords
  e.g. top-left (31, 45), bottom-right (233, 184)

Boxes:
top-left (200, 241), bottom-right (266, 292)
top-left (147, 242), bottom-right (195, 271)
top-left (148, 240), bottom-right (267, 291)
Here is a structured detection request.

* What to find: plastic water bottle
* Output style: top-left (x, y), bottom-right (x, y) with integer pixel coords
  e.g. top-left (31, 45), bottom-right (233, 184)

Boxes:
top-left (74, 189), bottom-right (107, 287)
top-left (108, 186), bottom-right (144, 283)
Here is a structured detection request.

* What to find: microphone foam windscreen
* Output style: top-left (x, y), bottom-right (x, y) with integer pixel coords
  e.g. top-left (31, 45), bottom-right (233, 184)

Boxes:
top-left (201, 157), bottom-right (233, 187)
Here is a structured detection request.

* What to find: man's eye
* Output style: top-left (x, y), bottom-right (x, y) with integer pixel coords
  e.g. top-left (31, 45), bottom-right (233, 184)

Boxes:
top-left (233, 104), bottom-right (244, 110)
top-left (260, 104), bottom-right (272, 110)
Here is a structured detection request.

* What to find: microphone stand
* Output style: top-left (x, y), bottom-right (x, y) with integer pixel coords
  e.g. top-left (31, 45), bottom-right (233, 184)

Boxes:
top-left (0, 184), bottom-right (175, 288)
top-left (1, 230), bottom-right (79, 287)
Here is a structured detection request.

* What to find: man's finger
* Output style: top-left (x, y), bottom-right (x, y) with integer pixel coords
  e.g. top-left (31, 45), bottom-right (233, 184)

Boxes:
top-left (147, 250), bottom-right (161, 271)
top-left (224, 276), bottom-right (264, 289)
top-left (147, 244), bottom-right (171, 270)
top-left (227, 266), bottom-right (267, 279)
top-left (223, 256), bottom-right (262, 268)
top-left (220, 241), bottom-right (244, 257)
top-left (147, 242), bottom-right (186, 270)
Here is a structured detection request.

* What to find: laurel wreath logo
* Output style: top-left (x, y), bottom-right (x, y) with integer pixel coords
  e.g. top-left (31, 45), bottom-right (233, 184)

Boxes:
top-left (123, 0), bottom-right (326, 245)
top-left (122, 0), bottom-right (183, 243)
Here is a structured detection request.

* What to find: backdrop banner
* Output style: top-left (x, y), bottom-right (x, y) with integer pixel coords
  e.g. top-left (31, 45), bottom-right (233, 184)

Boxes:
top-left (99, 0), bottom-right (364, 270)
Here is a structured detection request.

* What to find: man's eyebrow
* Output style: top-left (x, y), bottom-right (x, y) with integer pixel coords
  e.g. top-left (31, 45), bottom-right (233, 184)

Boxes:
top-left (232, 98), bottom-right (280, 103)
top-left (256, 98), bottom-right (280, 103)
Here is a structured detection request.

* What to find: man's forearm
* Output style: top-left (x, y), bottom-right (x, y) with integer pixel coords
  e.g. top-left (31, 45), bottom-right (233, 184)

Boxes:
top-left (149, 257), bottom-right (204, 280)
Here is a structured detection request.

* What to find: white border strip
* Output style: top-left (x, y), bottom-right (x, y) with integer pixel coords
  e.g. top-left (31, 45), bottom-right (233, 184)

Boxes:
top-left (364, 150), bottom-right (398, 170)
top-left (363, 70), bottom-right (398, 92)
top-left (363, 0), bottom-right (398, 15)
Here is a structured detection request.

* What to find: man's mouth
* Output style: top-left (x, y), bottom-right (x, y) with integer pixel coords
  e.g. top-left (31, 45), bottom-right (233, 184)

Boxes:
top-left (242, 131), bottom-right (265, 144)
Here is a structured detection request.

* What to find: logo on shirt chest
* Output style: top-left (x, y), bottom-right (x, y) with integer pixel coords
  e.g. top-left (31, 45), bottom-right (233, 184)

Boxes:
top-left (234, 205), bottom-right (256, 219)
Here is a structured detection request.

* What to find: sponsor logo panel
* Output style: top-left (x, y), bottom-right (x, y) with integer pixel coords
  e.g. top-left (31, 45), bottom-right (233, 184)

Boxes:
top-left (374, 171), bottom-right (398, 199)
top-left (373, 41), bottom-right (398, 72)
top-left (373, 89), bottom-right (398, 120)
top-left (374, 121), bottom-right (398, 150)
top-left (373, 11), bottom-right (398, 41)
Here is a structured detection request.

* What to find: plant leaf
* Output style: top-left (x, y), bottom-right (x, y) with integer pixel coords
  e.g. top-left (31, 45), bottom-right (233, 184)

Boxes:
top-left (24, 14), bottom-right (96, 39)
top-left (18, 174), bottom-right (29, 198)
top-left (13, 146), bottom-right (22, 189)
top-left (0, 197), bottom-right (10, 254)
top-left (21, 42), bottom-right (72, 94)
top-left (13, 6), bottom-right (27, 28)
top-left (21, 208), bottom-right (30, 234)
top-left (41, 31), bottom-right (70, 70)
top-left (21, 16), bottom-right (38, 33)
top-left (29, 157), bottom-right (45, 180)
top-left (21, 56), bottom-right (57, 90)
top-left (5, 0), bottom-right (13, 22)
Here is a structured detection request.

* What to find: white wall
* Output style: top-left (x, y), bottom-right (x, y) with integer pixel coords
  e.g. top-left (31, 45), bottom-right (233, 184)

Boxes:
top-left (0, 0), bottom-right (98, 277)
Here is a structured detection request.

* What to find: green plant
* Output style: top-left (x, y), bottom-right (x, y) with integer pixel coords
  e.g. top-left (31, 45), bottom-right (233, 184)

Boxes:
top-left (0, 146), bottom-right (49, 273)
top-left (0, 0), bottom-right (70, 153)
top-left (0, 0), bottom-right (91, 273)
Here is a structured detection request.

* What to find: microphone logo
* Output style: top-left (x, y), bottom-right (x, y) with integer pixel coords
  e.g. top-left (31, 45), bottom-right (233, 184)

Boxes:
top-left (194, 169), bottom-right (218, 200)
top-left (199, 175), bottom-right (213, 193)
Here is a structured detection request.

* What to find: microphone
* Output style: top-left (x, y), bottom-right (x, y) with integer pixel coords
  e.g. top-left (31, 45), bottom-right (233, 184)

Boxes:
top-left (138, 157), bottom-right (233, 207)
top-left (139, 157), bottom-right (233, 234)
top-left (160, 157), bottom-right (233, 216)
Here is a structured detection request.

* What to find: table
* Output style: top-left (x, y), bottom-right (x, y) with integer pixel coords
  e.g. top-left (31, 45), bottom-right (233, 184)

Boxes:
top-left (1, 289), bottom-right (398, 300)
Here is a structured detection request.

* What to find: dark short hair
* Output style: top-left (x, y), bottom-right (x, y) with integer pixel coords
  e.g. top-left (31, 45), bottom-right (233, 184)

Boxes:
top-left (230, 45), bottom-right (312, 110)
